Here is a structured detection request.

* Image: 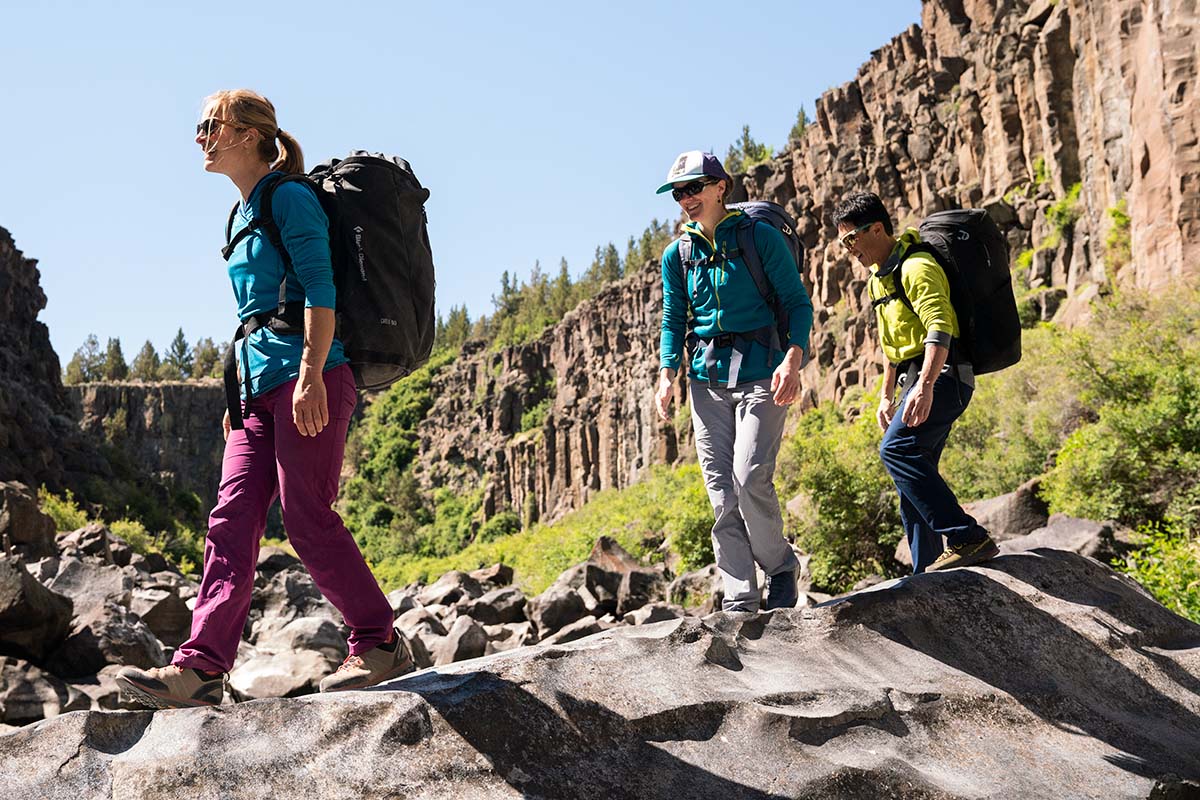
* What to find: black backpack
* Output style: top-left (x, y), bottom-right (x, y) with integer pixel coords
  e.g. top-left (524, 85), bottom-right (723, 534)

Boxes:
top-left (220, 152), bottom-right (436, 428)
top-left (677, 200), bottom-right (810, 366)
top-left (876, 208), bottom-right (1020, 375)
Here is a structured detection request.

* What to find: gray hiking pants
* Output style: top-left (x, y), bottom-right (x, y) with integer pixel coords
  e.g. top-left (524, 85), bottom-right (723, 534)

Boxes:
top-left (691, 378), bottom-right (799, 611)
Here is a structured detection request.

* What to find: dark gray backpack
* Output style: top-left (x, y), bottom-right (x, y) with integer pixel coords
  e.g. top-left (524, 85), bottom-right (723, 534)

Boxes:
top-left (221, 152), bottom-right (436, 428)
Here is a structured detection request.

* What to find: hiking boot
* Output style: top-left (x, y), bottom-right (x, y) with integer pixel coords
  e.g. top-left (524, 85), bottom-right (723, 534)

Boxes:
top-left (115, 664), bottom-right (225, 709)
top-left (319, 629), bottom-right (415, 693)
top-left (928, 536), bottom-right (1000, 571)
top-left (764, 566), bottom-right (799, 610)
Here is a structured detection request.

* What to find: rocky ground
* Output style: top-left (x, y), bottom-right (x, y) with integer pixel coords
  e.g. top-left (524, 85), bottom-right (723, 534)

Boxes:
top-left (3, 478), bottom-right (1200, 799)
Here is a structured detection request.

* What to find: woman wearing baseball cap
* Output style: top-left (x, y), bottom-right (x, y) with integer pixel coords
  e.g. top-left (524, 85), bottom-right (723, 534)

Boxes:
top-left (654, 151), bottom-right (813, 612)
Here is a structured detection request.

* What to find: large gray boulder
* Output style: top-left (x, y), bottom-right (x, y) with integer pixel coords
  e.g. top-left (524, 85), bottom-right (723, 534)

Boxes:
top-left (432, 616), bottom-right (488, 666)
top-left (0, 657), bottom-right (89, 726)
top-left (228, 650), bottom-right (332, 701)
top-left (2, 551), bottom-right (1197, 798)
top-left (43, 602), bottom-right (165, 678)
top-left (0, 555), bottom-right (72, 662)
top-left (1000, 514), bottom-right (1135, 562)
top-left (462, 587), bottom-right (527, 626)
top-left (0, 481), bottom-right (56, 560)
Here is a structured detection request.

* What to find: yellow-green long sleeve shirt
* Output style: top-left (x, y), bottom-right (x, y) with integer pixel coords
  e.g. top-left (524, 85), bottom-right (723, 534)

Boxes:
top-left (868, 227), bottom-right (959, 365)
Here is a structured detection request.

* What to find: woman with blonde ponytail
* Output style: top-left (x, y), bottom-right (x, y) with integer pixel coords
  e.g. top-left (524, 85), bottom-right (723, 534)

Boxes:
top-left (116, 89), bottom-right (413, 709)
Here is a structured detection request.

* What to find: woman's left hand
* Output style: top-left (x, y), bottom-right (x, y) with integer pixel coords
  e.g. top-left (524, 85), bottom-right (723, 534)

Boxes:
top-left (293, 372), bottom-right (329, 437)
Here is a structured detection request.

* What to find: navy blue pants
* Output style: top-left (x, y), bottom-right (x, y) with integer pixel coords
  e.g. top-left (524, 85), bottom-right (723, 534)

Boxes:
top-left (880, 372), bottom-right (987, 574)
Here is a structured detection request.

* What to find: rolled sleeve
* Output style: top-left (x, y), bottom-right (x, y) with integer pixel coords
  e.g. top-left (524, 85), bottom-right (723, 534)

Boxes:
top-left (660, 243), bottom-right (687, 371)
top-left (273, 182), bottom-right (336, 309)
top-left (754, 223), bottom-right (813, 347)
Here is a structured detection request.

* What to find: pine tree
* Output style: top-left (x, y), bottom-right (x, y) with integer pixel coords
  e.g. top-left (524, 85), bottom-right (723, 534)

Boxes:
top-left (192, 337), bottom-right (221, 380)
top-left (102, 337), bottom-right (128, 381)
top-left (130, 340), bottom-right (160, 381)
top-left (789, 106), bottom-right (811, 143)
top-left (163, 328), bottom-right (193, 379)
top-left (64, 334), bottom-right (104, 384)
top-left (724, 124), bottom-right (772, 175)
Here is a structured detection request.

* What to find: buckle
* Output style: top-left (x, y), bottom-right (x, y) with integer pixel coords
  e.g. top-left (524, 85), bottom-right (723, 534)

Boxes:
top-left (714, 333), bottom-right (735, 348)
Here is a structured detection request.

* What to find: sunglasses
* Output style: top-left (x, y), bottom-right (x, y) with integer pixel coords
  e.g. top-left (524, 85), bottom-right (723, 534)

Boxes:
top-left (840, 222), bottom-right (875, 249)
top-left (196, 117), bottom-right (239, 138)
top-left (671, 180), bottom-right (715, 202)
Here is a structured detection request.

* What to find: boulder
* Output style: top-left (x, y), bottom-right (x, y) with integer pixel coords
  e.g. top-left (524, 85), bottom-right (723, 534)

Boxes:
top-left (56, 523), bottom-right (114, 564)
top-left (253, 616), bottom-right (348, 663)
top-left (483, 621), bottom-right (538, 654)
top-left (432, 616), bottom-right (488, 666)
top-left (963, 477), bottom-right (1050, 541)
top-left (228, 650), bottom-right (332, 701)
top-left (257, 545), bottom-right (302, 577)
top-left (395, 607), bottom-right (448, 640)
top-left (0, 657), bottom-right (89, 726)
top-left (1000, 514), bottom-right (1134, 562)
top-left (68, 664), bottom-right (141, 711)
top-left (249, 569), bottom-right (339, 637)
top-left (43, 602), bottom-right (165, 678)
top-left (130, 587), bottom-right (192, 648)
top-left (463, 586), bottom-right (527, 626)
top-left (406, 633), bottom-right (435, 670)
top-left (616, 567), bottom-right (667, 617)
top-left (46, 557), bottom-right (135, 611)
top-left (0, 555), bottom-right (72, 662)
top-left (622, 603), bottom-right (683, 626)
top-left (416, 571), bottom-right (483, 607)
top-left (128, 550), bottom-right (173, 575)
top-left (386, 587), bottom-right (419, 617)
top-left (469, 563), bottom-right (514, 589)
top-left (0, 482), bottom-right (56, 560)
top-left (541, 615), bottom-right (605, 646)
top-left (668, 564), bottom-right (723, 613)
top-left (526, 584), bottom-right (587, 638)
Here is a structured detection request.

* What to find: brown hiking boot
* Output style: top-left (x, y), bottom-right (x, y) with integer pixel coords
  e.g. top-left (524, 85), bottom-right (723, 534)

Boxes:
top-left (319, 629), bottom-right (415, 693)
top-left (928, 536), bottom-right (1001, 571)
top-left (116, 664), bottom-right (225, 709)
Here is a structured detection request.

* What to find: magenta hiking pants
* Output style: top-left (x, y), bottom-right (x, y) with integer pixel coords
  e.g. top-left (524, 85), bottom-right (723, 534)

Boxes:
top-left (172, 363), bottom-right (393, 674)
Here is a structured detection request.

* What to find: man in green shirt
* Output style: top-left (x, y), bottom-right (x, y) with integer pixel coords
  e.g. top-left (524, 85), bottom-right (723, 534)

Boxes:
top-left (832, 192), bottom-right (998, 573)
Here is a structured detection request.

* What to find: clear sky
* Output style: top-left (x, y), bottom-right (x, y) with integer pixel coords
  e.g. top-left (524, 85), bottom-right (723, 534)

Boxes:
top-left (0, 0), bottom-right (921, 366)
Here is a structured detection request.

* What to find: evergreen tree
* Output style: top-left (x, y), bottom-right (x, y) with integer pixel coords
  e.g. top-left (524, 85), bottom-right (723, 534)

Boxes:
top-left (64, 334), bottom-right (103, 384)
top-left (192, 337), bottom-right (221, 379)
top-left (724, 124), bottom-right (773, 175)
top-left (163, 328), bottom-right (193, 379)
top-left (789, 105), bottom-right (811, 143)
top-left (550, 258), bottom-right (574, 318)
top-left (130, 340), bottom-right (160, 381)
top-left (102, 337), bottom-right (128, 381)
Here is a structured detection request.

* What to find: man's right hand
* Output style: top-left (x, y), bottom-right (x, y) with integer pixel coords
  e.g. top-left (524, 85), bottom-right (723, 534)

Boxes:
top-left (654, 369), bottom-right (676, 422)
top-left (876, 395), bottom-right (895, 432)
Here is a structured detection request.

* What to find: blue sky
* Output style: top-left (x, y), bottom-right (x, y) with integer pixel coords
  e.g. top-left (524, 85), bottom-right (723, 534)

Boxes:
top-left (0, 0), bottom-right (920, 365)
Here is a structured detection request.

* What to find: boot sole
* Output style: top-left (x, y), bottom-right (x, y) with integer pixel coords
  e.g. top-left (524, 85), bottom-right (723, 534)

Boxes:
top-left (116, 675), bottom-right (222, 710)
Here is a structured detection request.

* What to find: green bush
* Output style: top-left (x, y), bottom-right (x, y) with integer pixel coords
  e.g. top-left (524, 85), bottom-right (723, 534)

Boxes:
top-left (37, 487), bottom-right (89, 531)
top-left (1042, 289), bottom-right (1200, 529)
top-left (520, 398), bottom-right (550, 432)
top-left (1117, 522), bottom-right (1200, 624)
top-left (1105, 199), bottom-right (1132, 275)
top-left (369, 464), bottom-right (712, 594)
top-left (776, 393), bottom-right (901, 592)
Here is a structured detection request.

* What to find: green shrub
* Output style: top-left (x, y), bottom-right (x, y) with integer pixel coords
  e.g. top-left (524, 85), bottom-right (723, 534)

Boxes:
top-left (1104, 199), bottom-right (1132, 275)
top-left (1046, 182), bottom-right (1083, 235)
top-left (478, 511), bottom-right (521, 543)
top-left (1117, 522), bottom-right (1200, 624)
top-left (776, 394), bottom-right (901, 592)
top-left (369, 464), bottom-right (711, 594)
top-left (37, 487), bottom-right (89, 531)
top-left (520, 398), bottom-right (550, 432)
top-left (1032, 155), bottom-right (1048, 187)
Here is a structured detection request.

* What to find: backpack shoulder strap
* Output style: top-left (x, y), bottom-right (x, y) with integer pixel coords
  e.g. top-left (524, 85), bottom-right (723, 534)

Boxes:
top-left (735, 217), bottom-right (774, 304)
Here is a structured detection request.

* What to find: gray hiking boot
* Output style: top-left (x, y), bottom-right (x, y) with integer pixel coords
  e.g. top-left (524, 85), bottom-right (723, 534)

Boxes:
top-left (115, 664), bottom-right (225, 709)
top-left (928, 536), bottom-right (1000, 571)
top-left (319, 629), bottom-right (415, 693)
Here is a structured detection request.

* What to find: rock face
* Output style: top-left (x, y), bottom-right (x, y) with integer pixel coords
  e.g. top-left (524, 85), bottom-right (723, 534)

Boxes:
top-left (67, 381), bottom-right (226, 507)
top-left (3, 550), bottom-right (1197, 798)
top-left (410, 0), bottom-right (1200, 531)
top-left (0, 228), bottom-right (109, 494)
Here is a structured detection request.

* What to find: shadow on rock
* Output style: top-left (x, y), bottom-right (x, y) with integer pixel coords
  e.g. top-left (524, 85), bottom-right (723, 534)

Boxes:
top-left (830, 551), bottom-right (1200, 781)
top-left (399, 669), bottom-right (788, 800)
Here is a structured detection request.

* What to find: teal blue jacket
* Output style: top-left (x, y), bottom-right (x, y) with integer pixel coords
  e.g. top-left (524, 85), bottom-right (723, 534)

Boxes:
top-left (226, 172), bottom-right (348, 399)
top-left (660, 210), bottom-right (813, 384)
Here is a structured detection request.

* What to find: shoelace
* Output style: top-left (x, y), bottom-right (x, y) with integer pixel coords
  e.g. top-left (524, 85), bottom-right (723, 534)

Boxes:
top-left (336, 655), bottom-right (365, 673)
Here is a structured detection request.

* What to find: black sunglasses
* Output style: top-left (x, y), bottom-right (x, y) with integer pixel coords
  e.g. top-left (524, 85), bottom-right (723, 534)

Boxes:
top-left (196, 117), bottom-right (238, 137)
top-left (671, 180), bottom-right (714, 202)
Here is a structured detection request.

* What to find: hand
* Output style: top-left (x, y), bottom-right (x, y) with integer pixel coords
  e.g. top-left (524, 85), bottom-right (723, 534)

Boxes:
top-left (654, 369), bottom-right (676, 422)
top-left (901, 383), bottom-right (934, 427)
top-left (876, 395), bottom-right (895, 432)
top-left (223, 409), bottom-right (231, 442)
top-left (293, 371), bottom-right (329, 437)
top-left (771, 347), bottom-right (804, 406)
